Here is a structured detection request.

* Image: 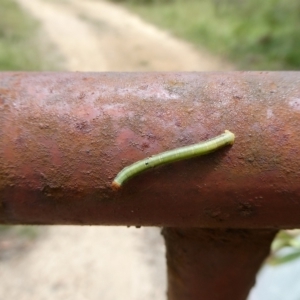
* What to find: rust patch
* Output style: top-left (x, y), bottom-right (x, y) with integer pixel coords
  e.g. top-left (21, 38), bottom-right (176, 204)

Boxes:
top-left (0, 72), bottom-right (299, 227)
top-left (163, 228), bottom-right (277, 300)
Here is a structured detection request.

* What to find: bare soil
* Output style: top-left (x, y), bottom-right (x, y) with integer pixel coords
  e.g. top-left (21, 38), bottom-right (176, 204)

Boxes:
top-left (0, 0), bottom-right (231, 299)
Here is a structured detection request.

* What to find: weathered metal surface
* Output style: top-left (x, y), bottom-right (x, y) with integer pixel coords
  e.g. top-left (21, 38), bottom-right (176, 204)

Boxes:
top-left (0, 72), bottom-right (299, 227)
top-left (163, 228), bottom-right (277, 300)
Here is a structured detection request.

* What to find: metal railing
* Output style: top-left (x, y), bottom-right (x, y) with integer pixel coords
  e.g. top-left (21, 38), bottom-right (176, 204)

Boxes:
top-left (1, 72), bottom-right (299, 300)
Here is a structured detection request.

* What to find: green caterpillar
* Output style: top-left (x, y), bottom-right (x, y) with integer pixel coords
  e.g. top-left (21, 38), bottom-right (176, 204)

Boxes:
top-left (112, 130), bottom-right (235, 190)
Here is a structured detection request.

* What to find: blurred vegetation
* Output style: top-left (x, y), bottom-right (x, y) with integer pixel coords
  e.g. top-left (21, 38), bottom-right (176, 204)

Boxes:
top-left (268, 231), bottom-right (300, 265)
top-left (0, 225), bottom-right (40, 240)
top-left (111, 0), bottom-right (300, 70)
top-left (0, 0), bottom-right (62, 70)
top-left (0, 225), bottom-right (41, 260)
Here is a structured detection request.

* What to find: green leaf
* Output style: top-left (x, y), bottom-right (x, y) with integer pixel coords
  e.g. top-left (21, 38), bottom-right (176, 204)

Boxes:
top-left (268, 251), bottom-right (300, 265)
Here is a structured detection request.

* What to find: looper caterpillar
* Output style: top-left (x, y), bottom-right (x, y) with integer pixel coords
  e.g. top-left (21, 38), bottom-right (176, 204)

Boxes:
top-left (112, 130), bottom-right (235, 190)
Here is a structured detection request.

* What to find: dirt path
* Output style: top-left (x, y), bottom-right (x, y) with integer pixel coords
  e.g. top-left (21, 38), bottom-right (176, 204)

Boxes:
top-left (17, 0), bottom-right (231, 72)
top-left (1, 0), bottom-right (231, 299)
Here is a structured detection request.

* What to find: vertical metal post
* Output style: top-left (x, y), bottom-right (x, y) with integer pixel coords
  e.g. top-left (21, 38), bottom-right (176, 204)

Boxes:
top-left (163, 228), bottom-right (277, 300)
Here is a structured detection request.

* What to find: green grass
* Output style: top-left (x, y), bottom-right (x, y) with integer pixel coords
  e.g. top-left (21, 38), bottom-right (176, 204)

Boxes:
top-left (0, 0), bottom-right (62, 71)
top-left (0, 225), bottom-right (40, 239)
top-left (116, 0), bottom-right (300, 70)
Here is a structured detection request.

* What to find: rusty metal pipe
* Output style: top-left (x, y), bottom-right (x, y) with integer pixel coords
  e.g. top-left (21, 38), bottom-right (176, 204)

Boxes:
top-left (0, 72), bottom-right (300, 227)
top-left (163, 228), bottom-right (277, 300)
